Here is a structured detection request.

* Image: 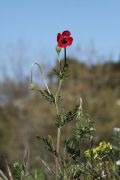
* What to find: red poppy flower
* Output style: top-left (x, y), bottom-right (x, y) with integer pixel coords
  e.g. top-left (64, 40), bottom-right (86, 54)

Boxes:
top-left (57, 30), bottom-right (73, 48)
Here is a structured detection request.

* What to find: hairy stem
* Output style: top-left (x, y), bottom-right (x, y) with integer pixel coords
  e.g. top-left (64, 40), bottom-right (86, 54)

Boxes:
top-left (55, 47), bottom-right (66, 178)
top-left (30, 62), bottom-right (51, 94)
top-left (57, 53), bottom-right (62, 74)
top-left (55, 79), bottom-right (62, 177)
top-left (56, 128), bottom-right (61, 153)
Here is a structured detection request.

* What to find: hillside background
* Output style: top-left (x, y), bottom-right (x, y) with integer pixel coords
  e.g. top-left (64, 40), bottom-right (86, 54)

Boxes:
top-left (0, 55), bottom-right (120, 168)
top-left (0, 0), bottom-right (120, 172)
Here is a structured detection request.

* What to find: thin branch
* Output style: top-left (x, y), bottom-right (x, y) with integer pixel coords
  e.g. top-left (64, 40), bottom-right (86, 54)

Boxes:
top-left (30, 62), bottom-right (51, 94)
top-left (39, 157), bottom-right (55, 175)
top-left (0, 170), bottom-right (8, 180)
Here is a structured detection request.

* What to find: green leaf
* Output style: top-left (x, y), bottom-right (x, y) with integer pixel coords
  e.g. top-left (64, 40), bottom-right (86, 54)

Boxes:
top-left (40, 89), bottom-right (55, 104)
top-left (36, 135), bottom-right (57, 157)
top-left (53, 63), bottom-right (69, 80)
top-left (74, 119), bottom-right (95, 141)
top-left (12, 162), bottom-right (24, 180)
top-left (64, 139), bottom-right (80, 161)
top-left (56, 105), bottom-right (80, 128)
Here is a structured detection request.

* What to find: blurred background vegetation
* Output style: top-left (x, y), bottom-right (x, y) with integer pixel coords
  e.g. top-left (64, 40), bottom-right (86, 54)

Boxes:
top-left (0, 1), bottom-right (120, 179)
top-left (0, 48), bottom-right (120, 170)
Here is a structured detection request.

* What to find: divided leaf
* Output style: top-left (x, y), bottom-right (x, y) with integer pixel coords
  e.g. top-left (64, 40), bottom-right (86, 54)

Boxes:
top-left (56, 105), bottom-right (80, 127)
top-left (53, 63), bottom-right (69, 80)
top-left (40, 90), bottom-right (55, 104)
top-left (36, 135), bottom-right (57, 157)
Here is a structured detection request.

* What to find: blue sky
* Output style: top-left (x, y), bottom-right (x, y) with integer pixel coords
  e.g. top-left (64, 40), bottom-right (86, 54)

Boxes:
top-left (0, 0), bottom-right (120, 69)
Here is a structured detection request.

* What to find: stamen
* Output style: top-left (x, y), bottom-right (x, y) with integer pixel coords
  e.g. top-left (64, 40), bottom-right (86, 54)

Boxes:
top-left (61, 38), bottom-right (67, 44)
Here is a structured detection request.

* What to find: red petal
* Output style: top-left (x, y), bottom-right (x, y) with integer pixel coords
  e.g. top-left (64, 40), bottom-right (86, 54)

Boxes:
top-left (67, 37), bottom-right (73, 46)
top-left (58, 38), bottom-right (68, 47)
top-left (58, 41), bottom-right (67, 48)
top-left (57, 33), bottom-right (62, 42)
top-left (62, 30), bottom-right (71, 36)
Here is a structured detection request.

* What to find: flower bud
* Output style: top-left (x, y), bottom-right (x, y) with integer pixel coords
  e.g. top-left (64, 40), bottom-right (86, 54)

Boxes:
top-left (56, 46), bottom-right (61, 54)
top-left (29, 83), bottom-right (36, 90)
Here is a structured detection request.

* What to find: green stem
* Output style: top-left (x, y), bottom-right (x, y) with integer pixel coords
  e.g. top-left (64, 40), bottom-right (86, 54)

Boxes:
top-left (90, 135), bottom-right (94, 172)
top-left (55, 79), bottom-right (63, 178)
top-left (55, 47), bottom-right (67, 178)
top-left (30, 62), bottom-right (51, 94)
top-left (57, 53), bottom-right (62, 74)
top-left (56, 79), bottom-right (62, 154)
top-left (64, 47), bottom-right (67, 65)
top-left (57, 127), bottom-right (61, 153)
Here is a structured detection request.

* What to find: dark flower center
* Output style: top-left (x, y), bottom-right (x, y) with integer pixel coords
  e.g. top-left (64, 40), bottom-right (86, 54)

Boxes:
top-left (61, 37), bottom-right (67, 44)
